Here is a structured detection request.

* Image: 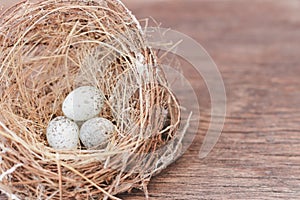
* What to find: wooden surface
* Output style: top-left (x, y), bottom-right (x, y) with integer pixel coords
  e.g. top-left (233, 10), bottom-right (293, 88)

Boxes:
top-left (119, 0), bottom-right (300, 199)
top-left (1, 0), bottom-right (300, 199)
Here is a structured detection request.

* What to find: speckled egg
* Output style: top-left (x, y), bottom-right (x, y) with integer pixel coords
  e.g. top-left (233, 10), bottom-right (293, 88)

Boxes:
top-left (62, 86), bottom-right (103, 122)
top-left (46, 116), bottom-right (79, 150)
top-left (79, 117), bottom-right (115, 149)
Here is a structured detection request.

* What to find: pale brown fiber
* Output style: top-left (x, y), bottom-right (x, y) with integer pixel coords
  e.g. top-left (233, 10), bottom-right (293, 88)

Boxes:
top-left (0, 0), bottom-right (184, 199)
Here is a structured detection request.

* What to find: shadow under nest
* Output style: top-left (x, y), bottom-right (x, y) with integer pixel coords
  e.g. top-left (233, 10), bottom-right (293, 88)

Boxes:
top-left (0, 0), bottom-right (185, 199)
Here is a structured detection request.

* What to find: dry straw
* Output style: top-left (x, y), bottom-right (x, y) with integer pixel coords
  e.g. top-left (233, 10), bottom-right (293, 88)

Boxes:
top-left (0, 0), bottom-right (186, 199)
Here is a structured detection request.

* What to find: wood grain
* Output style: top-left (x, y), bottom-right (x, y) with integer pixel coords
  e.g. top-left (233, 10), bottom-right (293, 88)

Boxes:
top-left (119, 0), bottom-right (300, 199)
top-left (1, 0), bottom-right (300, 199)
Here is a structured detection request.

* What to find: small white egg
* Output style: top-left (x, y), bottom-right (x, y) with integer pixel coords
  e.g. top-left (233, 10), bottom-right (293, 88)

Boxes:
top-left (62, 86), bottom-right (103, 122)
top-left (80, 117), bottom-right (115, 149)
top-left (46, 116), bottom-right (79, 150)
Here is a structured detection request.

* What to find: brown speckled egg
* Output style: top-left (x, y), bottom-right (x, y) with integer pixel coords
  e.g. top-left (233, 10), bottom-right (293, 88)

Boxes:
top-left (46, 116), bottom-right (79, 150)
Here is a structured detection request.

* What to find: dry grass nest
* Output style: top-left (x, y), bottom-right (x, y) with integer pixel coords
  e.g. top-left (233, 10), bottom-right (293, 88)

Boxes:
top-left (0, 0), bottom-right (187, 199)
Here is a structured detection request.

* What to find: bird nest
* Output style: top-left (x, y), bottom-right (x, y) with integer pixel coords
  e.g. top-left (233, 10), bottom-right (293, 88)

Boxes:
top-left (0, 0), bottom-right (185, 199)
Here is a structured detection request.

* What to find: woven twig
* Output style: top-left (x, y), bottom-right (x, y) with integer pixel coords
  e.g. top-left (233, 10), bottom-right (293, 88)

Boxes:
top-left (0, 0), bottom-right (184, 199)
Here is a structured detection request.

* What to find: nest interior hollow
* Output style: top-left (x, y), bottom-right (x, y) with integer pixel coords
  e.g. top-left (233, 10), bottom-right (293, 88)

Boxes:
top-left (0, 0), bottom-right (183, 199)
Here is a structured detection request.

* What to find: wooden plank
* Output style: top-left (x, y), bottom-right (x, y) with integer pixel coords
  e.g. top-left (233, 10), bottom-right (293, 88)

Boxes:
top-left (119, 0), bottom-right (300, 199)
